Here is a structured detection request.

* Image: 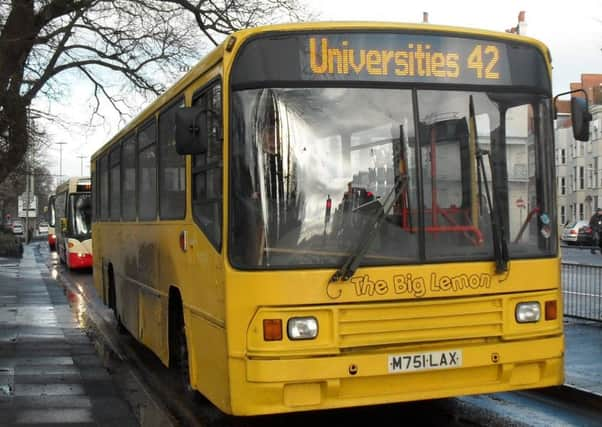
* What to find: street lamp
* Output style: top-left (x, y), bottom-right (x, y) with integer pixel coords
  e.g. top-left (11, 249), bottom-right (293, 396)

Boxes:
top-left (77, 155), bottom-right (86, 176)
top-left (56, 142), bottom-right (67, 185)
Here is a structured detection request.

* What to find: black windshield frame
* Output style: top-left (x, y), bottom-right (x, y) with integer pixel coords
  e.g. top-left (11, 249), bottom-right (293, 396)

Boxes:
top-left (227, 84), bottom-right (557, 271)
top-left (227, 31), bottom-right (555, 271)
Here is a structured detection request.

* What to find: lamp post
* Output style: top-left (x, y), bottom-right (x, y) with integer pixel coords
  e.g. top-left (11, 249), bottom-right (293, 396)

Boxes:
top-left (56, 142), bottom-right (67, 185)
top-left (77, 155), bottom-right (86, 176)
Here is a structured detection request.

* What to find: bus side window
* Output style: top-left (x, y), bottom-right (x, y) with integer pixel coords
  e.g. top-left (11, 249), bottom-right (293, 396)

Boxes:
top-left (159, 97), bottom-right (186, 220)
top-left (191, 81), bottom-right (223, 250)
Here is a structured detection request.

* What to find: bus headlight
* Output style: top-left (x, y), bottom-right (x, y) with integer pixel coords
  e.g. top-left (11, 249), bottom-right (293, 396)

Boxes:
top-left (287, 317), bottom-right (318, 340)
top-left (515, 302), bottom-right (541, 323)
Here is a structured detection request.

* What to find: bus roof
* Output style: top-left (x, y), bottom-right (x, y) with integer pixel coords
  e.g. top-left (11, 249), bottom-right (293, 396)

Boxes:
top-left (55, 176), bottom-right (91, 194)
top-left (91, 21), bottom-right (551, 160)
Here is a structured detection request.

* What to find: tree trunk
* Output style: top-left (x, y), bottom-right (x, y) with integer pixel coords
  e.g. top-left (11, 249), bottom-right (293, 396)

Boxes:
top-left (0, 0), bottom-right (35, 185)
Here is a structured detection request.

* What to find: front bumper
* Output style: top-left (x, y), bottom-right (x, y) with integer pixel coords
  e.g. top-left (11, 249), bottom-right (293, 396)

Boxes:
top-left (229, 335), bottom-right (563, 415)
top-left (68, 252), bottom-right (93, 269)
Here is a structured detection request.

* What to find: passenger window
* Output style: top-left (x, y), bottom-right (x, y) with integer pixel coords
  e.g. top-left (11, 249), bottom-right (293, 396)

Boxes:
top-left (121, 134), bottom-right (137, 221)
top-left (99, 155), bottom-right (109, 220)
top-left (92, 161), bottom-right (98, 221)
top-left (159, 98), bottom-right (186, 219)
top-left (191, 82), bottom-right (222, 249)
top-left (138, 120), bottom-right (158, 221)
top-left (109, 145), bottom-right (121, 220)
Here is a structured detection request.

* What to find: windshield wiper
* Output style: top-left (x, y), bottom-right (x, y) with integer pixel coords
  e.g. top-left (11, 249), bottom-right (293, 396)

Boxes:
top-left (330, 173), bottom-right (408, 283)
top-left (470, 96), bottom-right (509, 274)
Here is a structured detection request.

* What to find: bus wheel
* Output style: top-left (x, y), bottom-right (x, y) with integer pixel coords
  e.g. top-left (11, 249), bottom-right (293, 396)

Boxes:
top-left (170, 292), bottom-right (191, 392)
top-left (107, 266), bottom-right (126, 334)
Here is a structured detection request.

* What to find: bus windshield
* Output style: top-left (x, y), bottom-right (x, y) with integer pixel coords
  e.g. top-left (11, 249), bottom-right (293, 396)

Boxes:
top-left (230, 87), bottom-right (556, 269)
top-left (69, 193), bottom-right (92, 237)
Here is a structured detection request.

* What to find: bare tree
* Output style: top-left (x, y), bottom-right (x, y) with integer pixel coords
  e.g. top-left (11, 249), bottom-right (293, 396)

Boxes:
top-left (0, 0), bottom-right (311, 185)
top-left (0, 116), bottom-right (54, 226)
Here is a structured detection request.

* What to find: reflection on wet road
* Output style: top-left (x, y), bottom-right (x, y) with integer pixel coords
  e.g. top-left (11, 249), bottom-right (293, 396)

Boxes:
top-left (47, 243), bottom-right (602, 427)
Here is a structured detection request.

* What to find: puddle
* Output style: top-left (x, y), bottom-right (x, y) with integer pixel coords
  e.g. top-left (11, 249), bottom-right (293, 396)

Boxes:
top-left (0, 383), bottom-right (13, 396)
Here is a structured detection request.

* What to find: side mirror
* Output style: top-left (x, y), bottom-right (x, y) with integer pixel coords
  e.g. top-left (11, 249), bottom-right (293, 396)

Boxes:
top-left (175, 107), bottom-right (209, 155)
top-left (571, 96), bottom-right (592, 141)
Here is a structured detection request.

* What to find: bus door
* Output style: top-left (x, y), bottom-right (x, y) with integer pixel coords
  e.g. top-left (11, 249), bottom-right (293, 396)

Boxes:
top-left (412, 118), bottom-right (483, 246)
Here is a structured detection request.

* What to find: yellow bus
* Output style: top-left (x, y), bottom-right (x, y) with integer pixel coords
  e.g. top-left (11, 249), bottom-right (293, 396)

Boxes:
top-left (54, 177), bottom-right (93, 269)
top-left (91, 22), bottom-right (591, 416)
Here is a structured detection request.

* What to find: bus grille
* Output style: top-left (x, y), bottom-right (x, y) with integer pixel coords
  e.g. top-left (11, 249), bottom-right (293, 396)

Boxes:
top-left (337, 297), bottom-right (504, 348)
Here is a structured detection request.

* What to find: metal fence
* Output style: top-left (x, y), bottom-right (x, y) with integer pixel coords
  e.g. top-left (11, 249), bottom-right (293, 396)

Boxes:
top-left (562, 262), bottom-right (602, 321)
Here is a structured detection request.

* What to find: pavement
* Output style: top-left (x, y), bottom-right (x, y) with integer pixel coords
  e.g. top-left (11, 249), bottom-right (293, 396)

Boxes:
top-left (0, 243), bottom-right (137, 426)
top-left (563, 317), bottom-right (602, 396)
top-left (0, 243), bottom-right (600, 427)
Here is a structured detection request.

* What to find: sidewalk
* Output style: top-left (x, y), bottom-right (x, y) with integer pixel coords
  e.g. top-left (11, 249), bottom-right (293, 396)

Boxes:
top-left (0, 244), bottom-right (137, 426)
top-left (564, 317), bottom-right (602, 396)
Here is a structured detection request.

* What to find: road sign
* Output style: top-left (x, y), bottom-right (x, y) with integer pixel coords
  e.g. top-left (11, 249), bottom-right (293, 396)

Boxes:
top-left (18, 193), bottom-right (37, 218)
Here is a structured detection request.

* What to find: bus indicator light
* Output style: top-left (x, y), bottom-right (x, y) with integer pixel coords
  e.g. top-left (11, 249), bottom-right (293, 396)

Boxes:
top-left (545, 300), bottom-right (557, 320)
top-left (263, 319), bottom-right (283, 341)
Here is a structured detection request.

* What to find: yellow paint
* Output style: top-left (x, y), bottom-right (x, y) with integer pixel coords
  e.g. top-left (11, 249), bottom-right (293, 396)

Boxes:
top-left (92, 22), bottom-right (560, 416)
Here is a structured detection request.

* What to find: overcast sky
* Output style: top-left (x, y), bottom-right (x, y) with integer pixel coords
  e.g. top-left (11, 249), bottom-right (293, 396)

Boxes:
top-left (310, 0), bottom-right (602, 92)
top-left (42, 0), bottom-right (602, 180)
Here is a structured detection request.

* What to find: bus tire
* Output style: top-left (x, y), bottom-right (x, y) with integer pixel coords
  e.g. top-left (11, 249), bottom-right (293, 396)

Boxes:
top-left (169, 289), bottom-right (191, 392)
top-left (107, 265), bottom-right (126, 334)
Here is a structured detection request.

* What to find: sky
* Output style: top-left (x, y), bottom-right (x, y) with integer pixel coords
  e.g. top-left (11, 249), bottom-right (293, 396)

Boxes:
top-left (39, 0), bottom-right (602, 182)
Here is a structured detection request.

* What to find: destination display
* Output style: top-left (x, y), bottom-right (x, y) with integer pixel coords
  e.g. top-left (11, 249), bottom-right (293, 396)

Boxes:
top-left (303, 34), bottom-right (510, 85)
top-left (231, 31), bottom-right (550, 91)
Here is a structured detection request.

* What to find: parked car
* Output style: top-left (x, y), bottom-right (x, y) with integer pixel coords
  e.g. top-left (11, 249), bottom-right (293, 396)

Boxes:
top-left (38, 222), bottom-right (49, 234)
top-left (561, 220), bottom-right (594, 245)
top-left (11, 221), bottom-right (23, 235)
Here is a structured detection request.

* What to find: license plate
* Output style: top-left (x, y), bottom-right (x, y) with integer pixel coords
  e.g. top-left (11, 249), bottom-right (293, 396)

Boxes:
top-left (388, 349), bottom-right (462, 373)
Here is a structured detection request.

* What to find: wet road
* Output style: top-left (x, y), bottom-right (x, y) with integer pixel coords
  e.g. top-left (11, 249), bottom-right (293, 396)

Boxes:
top-left (561, 244), bottom-right (602, 265)
top-left (46, 243), bottom-right (602, 427)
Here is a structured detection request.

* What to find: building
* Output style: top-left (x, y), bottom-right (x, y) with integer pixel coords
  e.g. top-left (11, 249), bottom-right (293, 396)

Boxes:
top-left (555, 74), bottom-right (602, 227)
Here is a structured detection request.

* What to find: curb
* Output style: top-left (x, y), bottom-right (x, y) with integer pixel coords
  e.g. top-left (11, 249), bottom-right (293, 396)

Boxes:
top-left (533, 384), bottom-right (602, 410)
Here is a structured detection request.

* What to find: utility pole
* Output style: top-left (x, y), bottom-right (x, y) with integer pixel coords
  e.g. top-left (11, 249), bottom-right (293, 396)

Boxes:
top-left (24, 154), bottom-right (34, 244)
top-left (77, 155), bottom-right (86, 176)
top-left (56, 142), bottom-right (67, 185)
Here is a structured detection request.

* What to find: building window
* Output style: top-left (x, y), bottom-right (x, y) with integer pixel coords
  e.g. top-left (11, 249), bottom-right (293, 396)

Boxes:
top-left (560, 205), bottom-right (566, 225)
top-left (580, 166), bottom-right (585, 190)
top-left (589, 164), bottom-right (593, 188)
top-left (561, 149), bottom-right (566, 164)
top-left (579, 203), bottom-right (584, 220)
top-left (560, 177), bottom-right (566, 195)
